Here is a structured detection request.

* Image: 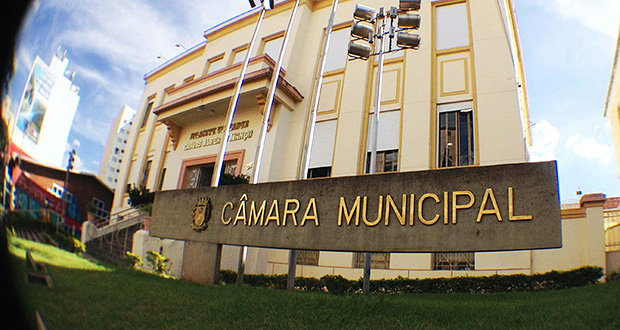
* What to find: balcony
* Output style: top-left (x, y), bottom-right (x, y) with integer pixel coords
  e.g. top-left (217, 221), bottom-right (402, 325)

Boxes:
top-left (153, 54), bottom-right (303, 149)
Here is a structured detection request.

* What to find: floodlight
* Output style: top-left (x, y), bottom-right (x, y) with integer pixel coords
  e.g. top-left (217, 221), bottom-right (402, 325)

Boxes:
top-left (351, 21), bottom-right (374, 41)
top-left (396, 32), bottom-right (421, 49)
top-left (399, 0), bottom-right (421, 12)
top-left (389, 7), bottom-right (398, 19)
top-left (397, 13), bottom-right (421, 29)
top-left (354, 4), bottom-right (376, 22)
top-left (348, 41), bottom-right (372, 59)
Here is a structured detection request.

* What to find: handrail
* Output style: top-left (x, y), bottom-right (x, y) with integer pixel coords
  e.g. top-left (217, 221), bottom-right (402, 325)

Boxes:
top-left (82, 206), bottom-right (149, 244)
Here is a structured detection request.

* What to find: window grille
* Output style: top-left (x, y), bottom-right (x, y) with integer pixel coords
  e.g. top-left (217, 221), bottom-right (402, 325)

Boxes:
top-left (354, 252), bottom-right (390, 269)
top-left (432, 252), bottom-right (474, 270)
top-left (297, 250), bottom-right (319, 266)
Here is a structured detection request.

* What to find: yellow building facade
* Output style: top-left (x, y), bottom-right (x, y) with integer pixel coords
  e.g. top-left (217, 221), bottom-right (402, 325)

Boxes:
top-left (112, 0), bottom-right (606, 280)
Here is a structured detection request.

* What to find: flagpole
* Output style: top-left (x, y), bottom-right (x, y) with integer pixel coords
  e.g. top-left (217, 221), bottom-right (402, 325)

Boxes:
top-left (211, 8), bottom-right (266, 189)
top-left (209, 5), bottom-right (266, 286)
top-left (249, 0), bottom-right (301, 291)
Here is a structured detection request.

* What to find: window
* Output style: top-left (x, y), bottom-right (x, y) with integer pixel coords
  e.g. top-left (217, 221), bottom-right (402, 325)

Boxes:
top-left (140, 160), bottom-right (152, 188)
top-left (366, 150), bottom-right (398, 173)
top-left (365, 111), bottom-right (400, 173)
top-left (230, 46), bottom-right (248, 66)
top-left (354, 252), bottom-right (390, 269)
top-left (297, 250), bottom-right (319, 266)
top-left (324, 27), bottom-right (350, 72)
top-left (157, 168), bottom-right (167, 191)
top-left (261, 34), bottom-right (283, 61)
top-left (205, 54), bottom-right (225, 75)
top-left (433, 252), bottom-right (474, 270)
top-left (140, 101), bottom-right (154, 129)
top-left (307, 166), bottom-right (331, 178)
top-left (91, 198), bottom-right (109, 219)
top-left (308, 120), bottom-right (337, 177)
top-left (437, 102), bottom-right (474, 167)
top-left (182, 160), bottom-right (237, 189)
top-left (435, 3), bottom-right (470, 51)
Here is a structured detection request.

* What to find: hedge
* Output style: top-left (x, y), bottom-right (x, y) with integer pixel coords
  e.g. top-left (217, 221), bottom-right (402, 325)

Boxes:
top-left (219, 266), bottom-right (603, 295)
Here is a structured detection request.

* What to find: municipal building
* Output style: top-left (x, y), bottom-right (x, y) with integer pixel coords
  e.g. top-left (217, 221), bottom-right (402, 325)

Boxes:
top-left (102, 0), bottom-right (611, 280)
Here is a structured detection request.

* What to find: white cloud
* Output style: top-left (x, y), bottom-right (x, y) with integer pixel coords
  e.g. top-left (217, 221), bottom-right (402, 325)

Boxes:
top-left (71, 112), bottom-right (109, 146)
top-left (564, 134), bottom-right (615, 164)
top-left (522, 0), bottom-right (620, 38)
top-left (529, 120), bottom-right (561, 161)
top-left (71, 139), bottom-right (81, 148)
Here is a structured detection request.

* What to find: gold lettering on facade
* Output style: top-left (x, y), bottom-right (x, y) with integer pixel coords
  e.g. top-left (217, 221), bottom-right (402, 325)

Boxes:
top-left (301, 198), bottom-right (319, 226)
top-left (221, 202), bottom-right (234, 225)
top-left (452, 191), bottom-right (475, 224)
top-left (265, 200), bottom-right (280, 226)
top-left (234, 194), bottom-right (248, 226)
top-left (409, 194), bottom-right (415, 226)
top-left (418, 193), bottom-right (440, 225)
top-left (385, 194), bottom-right (406, 226)
top-left (362, 196), bottom-right (383, 227)
top-left (444, 192), bottom-right (449, 225)
top-left (338, 196), bottom-right (361, 226)
top-left (476, 188), bottom-right (503, 222)
top-left (508, 187), bottom-right (533, 221)
top-left (249, 200), bottom-right (266, 226)
top-left (283, 199), bottom-right (300, 226)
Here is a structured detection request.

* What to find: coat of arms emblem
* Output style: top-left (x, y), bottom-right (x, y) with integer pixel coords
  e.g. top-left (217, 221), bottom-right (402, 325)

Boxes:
top-left (191, 197), bottom-right (211, 232)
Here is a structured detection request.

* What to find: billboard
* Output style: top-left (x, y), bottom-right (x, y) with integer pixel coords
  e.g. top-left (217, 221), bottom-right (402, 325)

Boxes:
top-left (16, 60), bottom-right (54, 144)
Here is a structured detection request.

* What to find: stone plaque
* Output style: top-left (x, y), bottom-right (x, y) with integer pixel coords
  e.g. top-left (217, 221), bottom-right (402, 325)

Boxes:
top-left (150, 161), bottom-right (561, 252)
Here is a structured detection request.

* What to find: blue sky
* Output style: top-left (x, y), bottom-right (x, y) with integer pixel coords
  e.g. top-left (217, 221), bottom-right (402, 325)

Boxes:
top-left (4, 0), bottom-right (620, 202)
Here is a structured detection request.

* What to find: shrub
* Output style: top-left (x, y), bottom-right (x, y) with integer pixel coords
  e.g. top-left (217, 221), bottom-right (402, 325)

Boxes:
top-left (214, 266), bottom-right (603, 294)
top-left (127, 185), bottom-right (155, 208)
top-left (126, 251), bottom-right (144, 268)
top-left (219, 173), bottom-right (250, 186)
top-left (146, 250), bottom-right (171, 277)
top-left (321, 275), bottom-right (353, 295)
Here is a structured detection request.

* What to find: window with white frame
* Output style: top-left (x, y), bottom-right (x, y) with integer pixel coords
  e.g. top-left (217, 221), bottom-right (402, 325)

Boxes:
top-left (437, 101), bottom-right (474, 167)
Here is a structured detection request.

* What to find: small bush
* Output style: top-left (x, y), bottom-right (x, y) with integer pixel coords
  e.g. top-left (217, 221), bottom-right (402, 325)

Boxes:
top-left (126, 251), bottom-right (144, 268)
top-left (321, 275), bottom-right (353, 295)
top-left (146, 250), bottom-right (171, 278)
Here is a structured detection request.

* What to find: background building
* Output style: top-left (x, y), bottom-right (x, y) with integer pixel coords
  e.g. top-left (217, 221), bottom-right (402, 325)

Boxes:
top-left (11, 49), bottom-right (80, 168)
top-left (99, 0), bottom-right (608, 280)
top-left (99, 105), bottom-right (136, 191)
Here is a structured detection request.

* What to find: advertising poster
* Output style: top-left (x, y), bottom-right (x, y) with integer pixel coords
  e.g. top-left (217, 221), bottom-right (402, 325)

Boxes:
top-left (16, 61), bottom-right (53, 144)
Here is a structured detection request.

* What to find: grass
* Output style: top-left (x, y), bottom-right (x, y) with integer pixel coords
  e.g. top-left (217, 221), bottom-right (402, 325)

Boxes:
top-left (8, 237), bottom-right (620, 330)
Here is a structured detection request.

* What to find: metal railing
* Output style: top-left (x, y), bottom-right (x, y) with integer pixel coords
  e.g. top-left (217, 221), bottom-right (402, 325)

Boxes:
top-left (82, 206), bottom-right (149, 244)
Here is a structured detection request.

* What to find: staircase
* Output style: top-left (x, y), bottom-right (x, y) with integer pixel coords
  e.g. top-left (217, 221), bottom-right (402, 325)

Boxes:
top-left (82, 207), bottom-right (149, 266)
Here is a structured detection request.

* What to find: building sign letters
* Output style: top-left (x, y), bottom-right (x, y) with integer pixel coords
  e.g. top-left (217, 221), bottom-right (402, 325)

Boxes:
top-left (150, 161), bottom-right (562, 252)
top-left (184, 120), bottom-right (253, 151)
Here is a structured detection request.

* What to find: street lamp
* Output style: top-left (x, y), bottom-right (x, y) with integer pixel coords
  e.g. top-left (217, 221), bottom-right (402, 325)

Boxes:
top-left (347, 2), bottom-right (422, 294)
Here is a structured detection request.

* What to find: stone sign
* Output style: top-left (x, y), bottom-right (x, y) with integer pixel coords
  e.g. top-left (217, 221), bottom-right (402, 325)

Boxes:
top-left (150, 161), bottom-right (561, 252)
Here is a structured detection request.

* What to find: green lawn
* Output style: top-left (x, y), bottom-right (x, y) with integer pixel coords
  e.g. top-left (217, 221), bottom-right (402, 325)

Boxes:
top-left (9, 238), bottom-right (620, 330)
